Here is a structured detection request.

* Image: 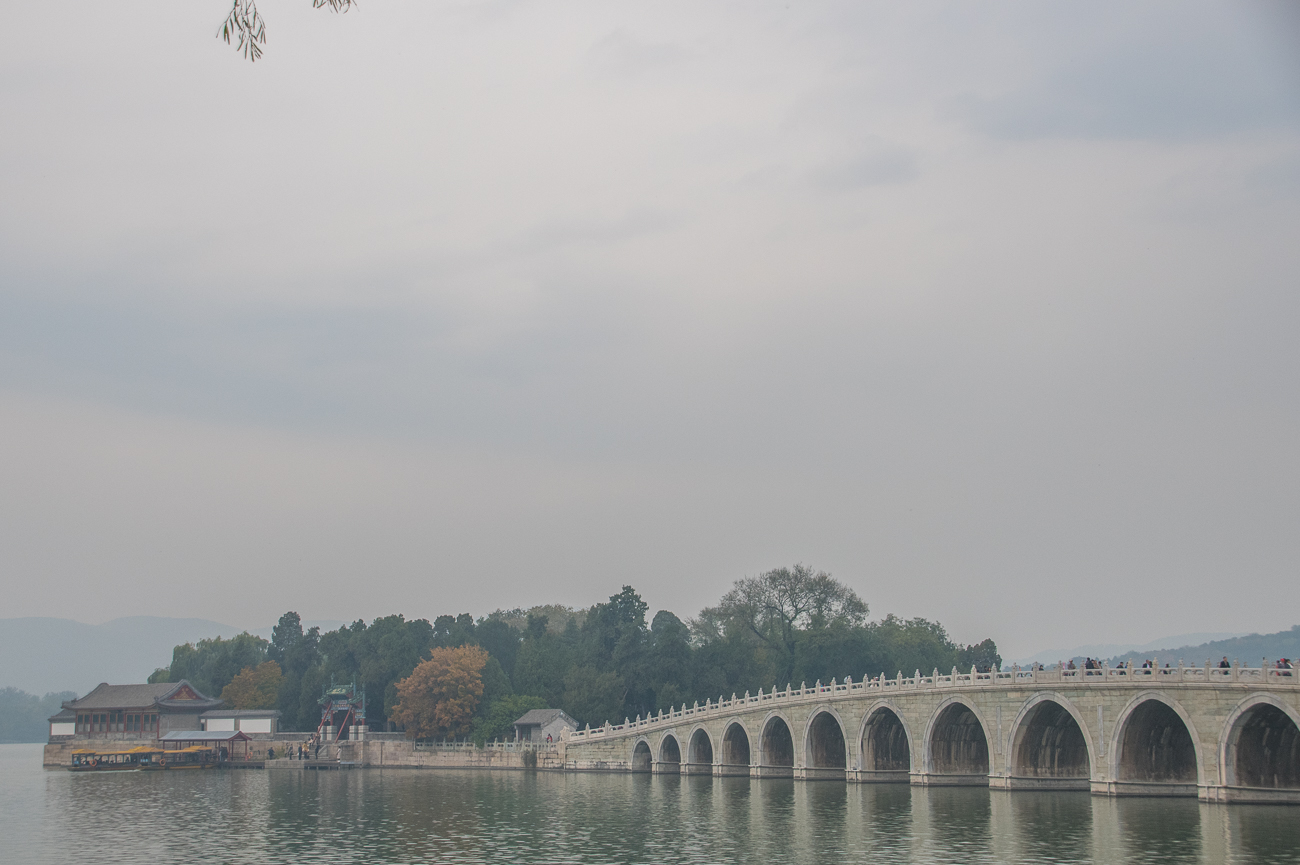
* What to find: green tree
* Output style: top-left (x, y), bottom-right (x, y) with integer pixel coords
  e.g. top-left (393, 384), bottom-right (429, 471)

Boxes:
top-left (153, 632), bottom-right (270, 698)
top-left (698, 564), bottom-right (868, 684)
top-left (0, 689), bottom-right (78, 744)
top-left (513, 626), bottom-right (572, 707)
top-left (561, 665), bottom-right (625, 729)
top-left (317, 614), bottom-right (435, 729)
top-left (474, 618), bottom-right (522, 680)
top-left (957, 638), bottom-right (1003, 673)
top-left (266, 611), bottom-right (324, 730)
top-left (470, 694), bottom-right (548, 746)
top-left (646, 610), bottom-right (694, 712)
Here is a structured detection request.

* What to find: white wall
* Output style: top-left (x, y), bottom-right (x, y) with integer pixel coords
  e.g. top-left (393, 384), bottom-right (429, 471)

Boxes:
top-left (205, 717), bottom-right (236, 732)
top-left (239, 717), bottom-right (272, 733)
top-left (50, 722), bottom-right (74, 736)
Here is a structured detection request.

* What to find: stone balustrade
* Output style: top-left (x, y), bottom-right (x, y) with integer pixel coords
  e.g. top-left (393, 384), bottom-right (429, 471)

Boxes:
top-left (566, 660), bottom-right (1297, 743)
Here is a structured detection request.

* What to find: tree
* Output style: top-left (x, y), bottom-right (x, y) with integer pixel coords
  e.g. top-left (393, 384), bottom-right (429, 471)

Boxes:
top-left (474, 618), bottom-right (522, 681)
top-left (561, 665), bottom-right (624, 729)
top-left (391, 646), bottom-right (488, 740)
top-left (316, 614), bottom-right (436, 729)
top-left (220, 661), bottom-right (283, 709)
top-left (470, 694), bottom-right (548, 746)
top-left (268, 611), bottom-right (303, 665)
top-left (698, 564), bottom-right (868, 683)
top-left (0, 689), bottom-right (78, 744)
top-left (513, 625), bottom-right (572, 707)
top-left (219, 0), bottom-right (355, 62)
top-left (957, 639), bottom-right (1003, 674)
top-left (647, 610), bottom-right (693, 712)
top-left (152, 632), bottom-right (270, 698)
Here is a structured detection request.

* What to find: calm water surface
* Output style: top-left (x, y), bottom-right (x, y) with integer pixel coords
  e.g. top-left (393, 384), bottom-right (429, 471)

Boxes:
top-left (3, 744), bottom-right (1297, 864)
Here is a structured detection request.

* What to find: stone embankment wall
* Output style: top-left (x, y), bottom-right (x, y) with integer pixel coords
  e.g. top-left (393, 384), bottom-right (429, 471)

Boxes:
top-left (45, 735), bottom-right (566, 770)
top-left (336, 740), bottom-right (566, 770)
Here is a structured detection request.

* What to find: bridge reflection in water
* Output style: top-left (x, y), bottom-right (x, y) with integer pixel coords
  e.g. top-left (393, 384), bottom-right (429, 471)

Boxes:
top-left (564, 662), bottom-right (1300, 804)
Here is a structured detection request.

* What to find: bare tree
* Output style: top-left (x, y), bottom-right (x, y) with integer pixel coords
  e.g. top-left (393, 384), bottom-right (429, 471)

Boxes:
top-left (696, 564), bottom-right (868, 680)
top-left (220, 0), bottom-right (356, 62)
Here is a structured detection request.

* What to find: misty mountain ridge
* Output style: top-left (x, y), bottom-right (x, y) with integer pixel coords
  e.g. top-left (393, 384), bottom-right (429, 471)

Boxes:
top-left (1014, 626), bottom-right (1300, 669)
top-left (0, 615), bottom-right (345, 696)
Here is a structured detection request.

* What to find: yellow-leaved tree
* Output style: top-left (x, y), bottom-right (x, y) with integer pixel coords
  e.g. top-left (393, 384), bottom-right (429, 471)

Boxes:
top-left (391, 646), bottom-right (488, 740)
top-left (220, 660), bottom-right (282, 709)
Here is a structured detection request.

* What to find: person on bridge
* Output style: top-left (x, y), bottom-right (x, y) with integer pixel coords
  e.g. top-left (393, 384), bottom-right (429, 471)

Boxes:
top-left (1220, 656), bottom-right (1231, 668)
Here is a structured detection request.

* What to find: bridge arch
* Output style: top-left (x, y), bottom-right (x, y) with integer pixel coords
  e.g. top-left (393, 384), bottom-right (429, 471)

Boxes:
top-left (630, 738), bottom-right (652, 772)
top-left (857, 701), bottom-right (913, 778)
top-left (721, 721), bottom-right (751, 769)
top-left (803, 706), bottom-right (848, 778)
top-left (759, 711), bottom-right (796, 774)
top-left (1220, 693), bottom-right (1300, 790)
top-left (924, 696), bottom-right (992, 783)
top-left (1007, 693), bottom-right (1093, 789)
top-left (1112, 692), bottom-right (1202, 790)
top-left (658, 732), bottom-right (682, 767)
top-left (688, 726), bottom-right (714, 767)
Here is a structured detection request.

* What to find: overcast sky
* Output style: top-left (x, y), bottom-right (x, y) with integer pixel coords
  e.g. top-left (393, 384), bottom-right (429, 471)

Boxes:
top-left (2, 1), bottom-right (1298, 659)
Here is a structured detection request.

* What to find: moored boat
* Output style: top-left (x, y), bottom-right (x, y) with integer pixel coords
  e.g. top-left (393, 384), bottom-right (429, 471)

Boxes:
top-left (69, 745), bottom-right (164, 772)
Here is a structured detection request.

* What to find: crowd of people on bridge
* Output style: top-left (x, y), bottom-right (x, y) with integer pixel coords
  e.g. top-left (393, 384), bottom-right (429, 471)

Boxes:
top-left (1054, 657), bottom-right (1294, 673)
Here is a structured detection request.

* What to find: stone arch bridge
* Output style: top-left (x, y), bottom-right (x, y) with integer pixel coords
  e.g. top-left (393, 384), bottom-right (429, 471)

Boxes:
top-left (561, 663), bottom-right (1300, 804)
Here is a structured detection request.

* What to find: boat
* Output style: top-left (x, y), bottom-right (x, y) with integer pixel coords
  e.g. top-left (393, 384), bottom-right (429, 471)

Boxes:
top-left (145, 744), bottom-right (220, 770)
top-left (69, 746), bottom-right (164, 772)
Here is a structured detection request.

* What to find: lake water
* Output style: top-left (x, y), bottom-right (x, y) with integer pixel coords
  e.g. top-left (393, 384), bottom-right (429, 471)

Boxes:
top-left (3, 744), bottom-right (1298, 864)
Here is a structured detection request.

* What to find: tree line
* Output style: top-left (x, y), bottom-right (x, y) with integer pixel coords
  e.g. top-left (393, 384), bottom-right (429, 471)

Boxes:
top-left (0, 688), bottom-right (78, 744)
top-left (149, 564), bottom-right (1001, 741)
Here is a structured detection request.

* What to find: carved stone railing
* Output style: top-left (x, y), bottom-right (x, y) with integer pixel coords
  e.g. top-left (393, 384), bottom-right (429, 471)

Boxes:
top-left (413, 740), bottom-right (550, 751)
top-left (564, 660), bottom-right (1297, 742)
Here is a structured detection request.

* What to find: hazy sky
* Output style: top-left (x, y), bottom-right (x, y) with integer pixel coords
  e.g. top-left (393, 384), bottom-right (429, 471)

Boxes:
top-left (2, 1), bottom-right (1298, 659)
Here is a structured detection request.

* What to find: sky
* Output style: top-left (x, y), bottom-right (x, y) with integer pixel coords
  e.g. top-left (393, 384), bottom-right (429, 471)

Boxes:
top-left (2, 1), bottom-right (1298, 660)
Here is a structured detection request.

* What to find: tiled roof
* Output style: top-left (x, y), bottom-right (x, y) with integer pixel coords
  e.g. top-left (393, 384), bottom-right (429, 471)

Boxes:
top-left (513, 708), bottom-right (576, 727)
top-left (160, 730), bottom-right (250, 742)
top-left (48, 708), bottom-right (75, 721)
top-left (64, 680), bottom-right (218, 710)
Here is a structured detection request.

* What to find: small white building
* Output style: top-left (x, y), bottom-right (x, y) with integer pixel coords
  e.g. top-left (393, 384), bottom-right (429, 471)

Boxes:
top-left (201, 709), bottom-right (281, 735)
top-left (512, 709), bottom-right (578, 743)
top-left (48, 708), bottom-right (76, 738)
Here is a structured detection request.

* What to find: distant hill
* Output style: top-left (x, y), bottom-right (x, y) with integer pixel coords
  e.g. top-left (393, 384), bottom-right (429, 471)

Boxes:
top-left (1101, 626), bottom-right (1300, 669)
top-left (1011, 632), bottom-right (1248, 668)
top-left (0, 616), bottom-right (346, 695)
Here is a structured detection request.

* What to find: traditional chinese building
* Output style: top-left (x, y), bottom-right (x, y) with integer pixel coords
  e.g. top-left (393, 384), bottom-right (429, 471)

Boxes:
top-left (44, 680), bottom-right (224, 766)
top-left (512, 709), bottom-right (578, 742)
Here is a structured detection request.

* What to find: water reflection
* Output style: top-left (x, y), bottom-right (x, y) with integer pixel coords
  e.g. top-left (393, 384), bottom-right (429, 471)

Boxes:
top-left (1229, 803), bottom-right (1300, 865)
top-left (1117, 797), bottom-right (1203, 865)
top-left (1011, 791), bottom-right (1093, 863)
top-left (3, 744), bottom-right (1299, 865)
top-left (923, 787), bottom-right (995, 864)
